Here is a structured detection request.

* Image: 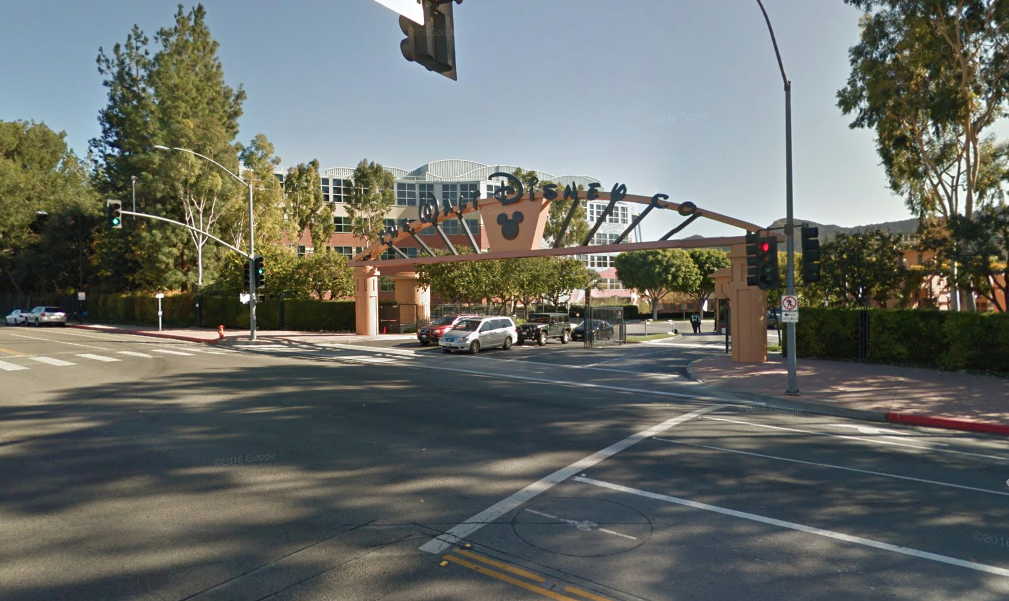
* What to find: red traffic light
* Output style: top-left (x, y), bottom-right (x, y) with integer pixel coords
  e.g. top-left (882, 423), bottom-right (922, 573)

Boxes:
top-left (760, 242), bottom-right (770, 252)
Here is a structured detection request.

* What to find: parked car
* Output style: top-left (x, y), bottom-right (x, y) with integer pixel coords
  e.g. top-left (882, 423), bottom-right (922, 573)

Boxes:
top-left (26, 306), bottom-right (67, 327)
top-left (5, 309), bottom-right (27, 326)
top-left (767, 309), bottom-right (782, 329)
top-left (517, 312), bottom-right (572, 346)
top-left (440, 316), bottom-right (517, 354)
top-left (572, 319), bottom-right (614, 342)
top-left (417, 314), bottom-right (480, 346)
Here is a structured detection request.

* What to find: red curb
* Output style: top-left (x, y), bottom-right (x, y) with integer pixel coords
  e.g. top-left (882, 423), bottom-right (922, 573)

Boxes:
top-left (71, 324), bottom-right (220, 345)
top-left (886, 412), bottom-right (1009, 436)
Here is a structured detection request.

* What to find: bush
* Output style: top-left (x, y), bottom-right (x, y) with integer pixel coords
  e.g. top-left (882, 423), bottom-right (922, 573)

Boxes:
top-left (283, 299), bottom-right (355, 332)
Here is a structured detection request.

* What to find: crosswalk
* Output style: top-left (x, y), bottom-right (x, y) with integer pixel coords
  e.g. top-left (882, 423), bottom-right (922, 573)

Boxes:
top-left (0, 345), bottom-right (235, 373)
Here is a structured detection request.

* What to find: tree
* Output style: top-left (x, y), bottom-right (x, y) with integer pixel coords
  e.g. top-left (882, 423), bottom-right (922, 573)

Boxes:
top-left (837, 1), bottom-right (1009, 310)
top-left (615, 249), bottom-right (701, 319)
top-left (542, 257), bottom-right (598, 307)
top-left (233, 133), bottom-right (289, 250)
top-left (284, 159), bottom-right (334, 252)
top-left (685, 249), bottom-right (731, 311)
top-left (347, 159), bottom-right (395, 245)
top-left (416, 250), bottom-right (495, 307)
top-left (301, 251), bottom-right (354, 300)
top-left (921, 208), bottom-right (1009, 312)
top-left (819, 230), bottom-right (907, 307)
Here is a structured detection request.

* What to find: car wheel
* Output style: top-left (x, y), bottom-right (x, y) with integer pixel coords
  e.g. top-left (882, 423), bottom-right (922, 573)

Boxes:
top-left (419, 340), bottom-right (431, 346)
top-left (469, 340), bottom-right (480, 354)
top-left (502, 336), bottom-right (512, 350)
top-left (538, 331), bottom-right (547, 346)
top-left (442, 348), bottom-right (452, 353)
top-left (561, 330), bottom-right (570, 344)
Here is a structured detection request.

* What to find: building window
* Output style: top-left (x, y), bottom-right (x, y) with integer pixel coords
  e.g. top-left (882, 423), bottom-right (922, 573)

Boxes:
top-left (419, 224), bottom-right (436, 236)
top-left (610, 204), bottom-right (629, 224)
top-left (384, 219), bottom-right (397, 231)
top-left (592, 232), bottom-right (619, 246)
top-left (327, 246), bottom-right (360, 258)
top-left (321, 177), bottom-right (331, 203)
top-left (379, 276), bottom-right (395, 292)
top-left (419, 183), bottom-right (435, 205)
top-left (461, 183), bottom-right (479, 204)
top-left (334, 216), bottom-right (351, 233)
top-left (588, 255), bottom-right (614, 268)
top-left (396, 182), bottom-right (418, 206)
top-left (441, 219), bottom-right (459, 235)
top-left (441, 183), bottom-right (459, 208)
top-left (464, 218), bottom-right (480, 234)
top-left (601, 278), bottom-right (623, 290)
top-left (484, 183), bottom-right (499, 200)
top-left (297, 245), bottom-right (313, 258)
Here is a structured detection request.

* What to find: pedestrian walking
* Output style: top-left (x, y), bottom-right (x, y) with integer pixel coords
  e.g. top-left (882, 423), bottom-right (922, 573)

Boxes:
top-left (690, 313), bottom-right (701, 334)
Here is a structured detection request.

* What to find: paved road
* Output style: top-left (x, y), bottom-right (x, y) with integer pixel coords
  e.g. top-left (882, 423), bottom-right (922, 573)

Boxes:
top-left (2, 327), bottom-right (1007, 600)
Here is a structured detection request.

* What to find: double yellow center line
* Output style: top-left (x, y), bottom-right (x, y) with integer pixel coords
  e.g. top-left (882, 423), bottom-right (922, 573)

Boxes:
top-left (440, 546), bottom-right (614, 601)
top-left (0, 347), bottom-right (23, 356)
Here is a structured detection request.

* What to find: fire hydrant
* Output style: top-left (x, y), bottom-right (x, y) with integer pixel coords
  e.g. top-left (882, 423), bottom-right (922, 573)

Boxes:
top-left (218, 324), bottom-right (225, 339)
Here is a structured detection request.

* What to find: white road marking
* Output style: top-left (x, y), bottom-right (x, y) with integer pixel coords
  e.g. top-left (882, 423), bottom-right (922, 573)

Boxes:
top-left (184, 347), bottom-right (234, 354)
top-left (418, 405), bottom-right (724, 554)
top-left (584, 349), bottom-right (672, 367)
top-left (475, 357), bottom-right (682, 378)
top-left (151, 349), bottom-right (194, 356)
top-left (30, 357), bottom-right (74, 366)
top-left (523, 508), bottom-right (637, 540)
top-left (0, 360), bottom-right (28, 371)
top-left (117, 351), bottom-right (153, 358)
top-left (702, 416), bottom-right (1009, 463)
top-left (654, 438), bottom-right (1009, 498)
top-left (9, 333), bottom-right (110, 351)
top-left (76, 354), bottom-right (120, 362)
top-left (575, 477), bottom-right (1009, 578)
top-left (339, 355), bottom-right (398, 364)
top-left (321, 343), bottom-right (418, 357)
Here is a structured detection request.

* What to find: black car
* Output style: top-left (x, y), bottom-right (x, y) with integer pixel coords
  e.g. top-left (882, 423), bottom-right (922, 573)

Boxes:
top-left (571, 319), bottom-right (613, 341)
top-left (517, 312), bottom-right (571, 346)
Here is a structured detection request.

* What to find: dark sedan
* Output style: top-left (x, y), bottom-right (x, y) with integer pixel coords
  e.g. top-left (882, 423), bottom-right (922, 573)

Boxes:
top-left (571, 319), bottom-right (614, 341)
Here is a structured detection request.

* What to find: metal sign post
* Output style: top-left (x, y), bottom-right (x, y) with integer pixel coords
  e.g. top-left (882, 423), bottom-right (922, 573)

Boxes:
top-left (156, 293), bottom-right (164, 332)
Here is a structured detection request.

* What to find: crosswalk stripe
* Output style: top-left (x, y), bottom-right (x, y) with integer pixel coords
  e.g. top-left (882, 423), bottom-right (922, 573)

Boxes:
top-left (76, 353), bottom-right (121, 362)
top-left (152, 349), bottom-right (194, 356)
top-left (117, 351), bottom-right (153, 358)
top-left (184, 347), bottom-right (232, 355)
top-left (0, 360), bottom-right (28, 371)
top-left (31, 357), bottom-right (74, 366)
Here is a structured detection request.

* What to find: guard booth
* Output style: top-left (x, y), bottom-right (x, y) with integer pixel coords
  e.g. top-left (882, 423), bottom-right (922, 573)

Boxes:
top-left (583, 306), bottom-right (626, 348)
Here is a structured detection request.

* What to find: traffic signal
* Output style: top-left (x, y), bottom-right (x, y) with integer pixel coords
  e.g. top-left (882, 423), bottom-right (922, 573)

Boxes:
top-left (801, 225), bottom-right (821, 284)
top-left (107, 200), bottom-right (122, 229)
top-left (244, 257), bottom-right (252, 289)
top-left (745, 231), bottom-right (760, 287)
top-left (757, 237), bottom-right (780, 290)
top-left (400, 0), bottom-right (460, 80)
top-left (253, 255), bottom-right (265, 289)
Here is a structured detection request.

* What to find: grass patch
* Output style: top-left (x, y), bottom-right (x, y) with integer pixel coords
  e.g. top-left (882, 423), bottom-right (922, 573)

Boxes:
top-left (626, 333), bottom-right (678, 343)
top-left (768, 344), bottom-right (782, 353)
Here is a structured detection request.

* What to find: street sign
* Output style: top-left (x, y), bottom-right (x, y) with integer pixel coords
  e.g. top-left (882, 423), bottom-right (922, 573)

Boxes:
top-left (372, 0), bottom-right (424, 24)
top-left (782, 310), bottom-right (799, 323)
top-left (239, 293), bottom-right (251, 305)
top-left (781, 295), bottom-right (798, 311)
top-left (155, 293), bottom-right (165, 299)
top-left (77, 292), bottom-right (86, 301)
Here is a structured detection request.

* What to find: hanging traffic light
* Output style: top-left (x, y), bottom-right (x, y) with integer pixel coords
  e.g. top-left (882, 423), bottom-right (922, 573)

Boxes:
top-left (745, 231), bottom-right (760, 287)
top-left (253, 255), bottom-right (265, 289)
top-left (399, 0), bottom-right (460, 80)
top-left (107, 200), bottom-right (122, 229)
top-left (757, 237), bottom-right (780, 290)
top-left (801, 225), bottom-right (821, 284)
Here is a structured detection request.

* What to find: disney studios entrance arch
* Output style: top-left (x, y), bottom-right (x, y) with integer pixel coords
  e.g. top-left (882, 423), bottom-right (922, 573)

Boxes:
top-left (348, 173), bottom-right (770, 362)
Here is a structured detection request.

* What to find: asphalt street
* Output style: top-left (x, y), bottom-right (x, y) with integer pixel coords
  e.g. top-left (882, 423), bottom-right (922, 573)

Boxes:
top-left (1, 326), bottom-right (1007, 601)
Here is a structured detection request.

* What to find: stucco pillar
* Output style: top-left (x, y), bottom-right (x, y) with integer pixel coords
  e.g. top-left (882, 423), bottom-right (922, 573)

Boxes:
top-left (354, 265), bottom-right (380, 336)
top-left (392, 271), bottom-right (431, 323)
top-left (725, 243), bottom-right (768, 363)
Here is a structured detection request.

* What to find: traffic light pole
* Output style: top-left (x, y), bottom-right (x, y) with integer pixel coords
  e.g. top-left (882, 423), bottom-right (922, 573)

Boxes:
top-left (118, 210), bottom-right (248, 257)
top-left (755, 0), bottom-right (798, 394)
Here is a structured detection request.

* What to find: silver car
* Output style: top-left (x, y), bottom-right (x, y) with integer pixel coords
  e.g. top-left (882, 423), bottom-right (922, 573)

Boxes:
top-left (5, 309), bottom-right (27, 326)
top-left (26, 306), bottom-right (67, 327)
top-left (440, 317), bottom-right (517, 354)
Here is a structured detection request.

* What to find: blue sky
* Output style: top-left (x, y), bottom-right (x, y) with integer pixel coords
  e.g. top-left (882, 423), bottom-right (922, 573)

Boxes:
top-left (0, 0), bottom-right (937, 240)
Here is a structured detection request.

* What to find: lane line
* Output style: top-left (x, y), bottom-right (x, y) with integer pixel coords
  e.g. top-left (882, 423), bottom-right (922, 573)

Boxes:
top-left (117, 351), bottom-right (153, 358)
top-left (30, 357), bottom-right (74, 367)
top-left (563, 584), bottom-right (617, 601)
top-left (574, 477), bottom-right (1009, 578)
top-left (76, 353), bottom-right (121, 362)
top-left (0, 360), bottom-right (28, 371)
top-left (453, 549), bottom-right (547, 583)
top-left (441, 555), bottom-right (582, 601)
top-left (0, 347), bottom-right (23, 356)
top-left (523, 508), bottom-right (637, 540)
top-left (418, 405), bottom-right (723, 554)
top-left (8, 333), bottom-right (110, 351)
top-left (151, 349), bottom-right (195, 356)
top-left (654, 438), bottom-right (1009, 498)
top-left (702, 416), bottom-right (1009, 462)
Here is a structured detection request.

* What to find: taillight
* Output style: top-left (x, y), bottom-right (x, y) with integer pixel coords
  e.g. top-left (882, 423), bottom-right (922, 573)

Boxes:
top-left (41, 313), bottom-right (46, 317)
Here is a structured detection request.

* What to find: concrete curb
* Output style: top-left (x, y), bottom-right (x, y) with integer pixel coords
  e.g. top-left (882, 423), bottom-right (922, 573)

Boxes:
top-left (72, 324), bottom-right (220, 345)
top-left (886, 413), bottom-right (1009, 436)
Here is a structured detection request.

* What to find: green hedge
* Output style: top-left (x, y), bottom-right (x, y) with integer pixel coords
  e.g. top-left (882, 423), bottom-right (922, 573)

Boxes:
top-left (283, 299), bottom-right (355, 332)
top-left (789, 308), bottom-right (1009, 375)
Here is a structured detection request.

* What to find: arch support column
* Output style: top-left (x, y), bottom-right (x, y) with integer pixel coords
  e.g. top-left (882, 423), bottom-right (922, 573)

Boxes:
top-left (714, 243), bottom-right (768, 363)
top-left (392, 271), bottom-right (431, 323)
top-left (355, 265), bottom-right (380, 336)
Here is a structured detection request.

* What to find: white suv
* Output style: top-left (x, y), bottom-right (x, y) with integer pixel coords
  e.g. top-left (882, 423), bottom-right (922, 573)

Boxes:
top-left (27, 306), bottom-right (67, 327)
top-left (440, 316), bottom-right (517, 354)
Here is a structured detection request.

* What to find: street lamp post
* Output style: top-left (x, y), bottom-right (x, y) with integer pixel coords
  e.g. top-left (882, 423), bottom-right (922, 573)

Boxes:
top-left (153, 145), bottom-right (257, 341)
top-left (131, 175), bottom-right (137, 220)
top-left (754, 0), bottom-right (799, 395)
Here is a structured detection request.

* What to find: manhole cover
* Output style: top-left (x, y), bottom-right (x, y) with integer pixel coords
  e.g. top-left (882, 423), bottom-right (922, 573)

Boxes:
top-left (511, 497), bottom-right (653, 557)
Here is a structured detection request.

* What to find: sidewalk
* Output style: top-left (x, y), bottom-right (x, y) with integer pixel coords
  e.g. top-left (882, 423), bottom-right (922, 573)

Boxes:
top-left (687, 354), bottom-right (1009, 436)
top-left (70, 323), bottom-right (415, 345)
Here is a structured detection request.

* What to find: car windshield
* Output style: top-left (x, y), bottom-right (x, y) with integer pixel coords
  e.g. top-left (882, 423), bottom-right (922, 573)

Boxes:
top-left (452, 320), bottom-right (481, 332)
top-left (527, 316), bottom-right (550, 324)
top-left (45, 307), bottom-right (64, 312)
top-left (431, 316), bottom-right (455, 326)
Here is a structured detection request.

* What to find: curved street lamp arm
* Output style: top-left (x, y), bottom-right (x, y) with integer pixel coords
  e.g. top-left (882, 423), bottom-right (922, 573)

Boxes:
top-left (120, 209), bottom-right (251, 258)
top-left (754, 0), bottom-right (789, 90)
top-left (153, 145), bottom-right (249, 189)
